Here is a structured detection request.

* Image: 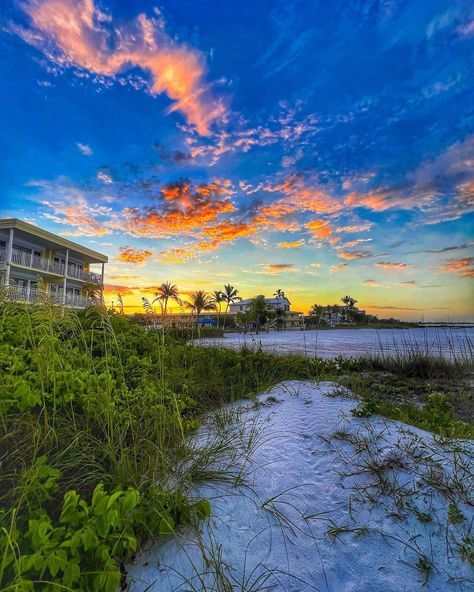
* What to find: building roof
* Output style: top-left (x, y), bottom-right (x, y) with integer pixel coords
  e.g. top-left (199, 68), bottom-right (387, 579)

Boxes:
top-left (0, 218), bottom-right (108, 263)
top-left (232, 296), bottom-right (291, 306)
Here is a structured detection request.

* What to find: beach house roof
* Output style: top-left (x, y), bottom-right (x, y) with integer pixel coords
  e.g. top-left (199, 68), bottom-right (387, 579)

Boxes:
top-left (237, 296), bottom-right (291, 306)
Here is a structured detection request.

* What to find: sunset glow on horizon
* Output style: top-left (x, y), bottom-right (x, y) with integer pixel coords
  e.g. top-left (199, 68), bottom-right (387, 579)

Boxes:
top-left (1, 0), bottom-right (473, 320)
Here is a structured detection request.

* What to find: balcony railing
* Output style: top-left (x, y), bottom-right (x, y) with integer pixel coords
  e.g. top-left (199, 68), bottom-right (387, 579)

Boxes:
top-left (10, 247), bottom-right (65, 274)
top-left (3, 248), bottom-right (102, 283)
top-left (4, 287), bottom-right (89, 308)
top-left (68, 267), bottom-right (102, 283)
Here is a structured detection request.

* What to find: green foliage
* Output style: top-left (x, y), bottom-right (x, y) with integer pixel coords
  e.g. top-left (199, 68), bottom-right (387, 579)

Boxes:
top-left (0, 304), bottom-right (217, 590)
top-left (1, 480), bottom-right (211, 591)
top-left (415, 555), bottom-right (432, 585)
top-left (448, 502), bottom-right (465, 525)
top-left (414, 510), bottom-right (432, 524)
top-left (1, 301), bottom-right (472, 589)
top-left (349, 394), bottom-right (474, 438)
top-left (341, 372), bottom-right (474, 439)
top-left (459, 535), bottom-right (474, 565)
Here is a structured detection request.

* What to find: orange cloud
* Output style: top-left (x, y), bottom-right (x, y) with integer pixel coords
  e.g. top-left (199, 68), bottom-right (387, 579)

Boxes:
top-left (270, 174), bottom-right (343, 215)
top-left (157, 221), bottom-right (256, 263)
top-left (249, 174), bottom-right (343, 236)
top-left (338, 238), bottom-right (372, 248)
top-left (344, 191), bottom-right (395, 212)
top-left (259, 263), bottom-right (298, 275)
top-left (376, 261), bottom-right (408, 270)
top-left (277, 239), bottom-right (305, 249)
top-left (253, 202), bottom-right (300, 232)
top-left (116, 246), bottom-right (153, 265)
top-left (363, 279), bottom-right (381, 287)
top-left (330, 262), bottom-right (348, 273)
top-left (115, 179), bottom-right (235, 238)
top-left (17, 0), bottom-right (225, 135)
top-left (158, 247), bottom-right (197, 263)
top-left (201, 220), bottom-right (255, 242)
top-left (103, 283), bottom-right (140, 297)
top-left (438, 257), bottom-right (474, 278)
top-left (338, 250), bottom-right (372, 260)
top-left (306, 219), bottom-right (333, 238)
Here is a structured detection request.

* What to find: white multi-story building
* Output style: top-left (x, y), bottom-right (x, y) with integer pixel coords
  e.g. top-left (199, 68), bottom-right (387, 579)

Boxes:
top-left (229, 295), bottom-right (291, 314)
top-left (229, 295), bottom-right (304, 329)
top-left (0, 218), bottom-right (108, 308)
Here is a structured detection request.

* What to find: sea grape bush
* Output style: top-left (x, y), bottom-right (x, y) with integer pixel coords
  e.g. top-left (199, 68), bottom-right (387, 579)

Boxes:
top-left (1, 481), bottom-right (211, 591)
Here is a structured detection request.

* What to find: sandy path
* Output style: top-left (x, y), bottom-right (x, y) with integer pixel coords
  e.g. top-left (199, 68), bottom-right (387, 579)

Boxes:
top-left (126, 381), bottom-right (473, 591)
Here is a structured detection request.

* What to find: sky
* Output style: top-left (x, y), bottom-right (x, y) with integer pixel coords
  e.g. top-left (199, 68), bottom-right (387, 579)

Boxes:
top-left (0, 0), bottom-right (473, 320)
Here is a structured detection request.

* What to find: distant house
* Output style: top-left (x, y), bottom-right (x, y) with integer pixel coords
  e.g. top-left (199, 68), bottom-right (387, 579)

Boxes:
top-left (309, 303), bottom-right (370, 327)
top-left (229, 295), bottom-right (304, 330)
top-left (0, 218), bottom-right (107, 308)
top-left (229, 295), bottom-right (291, 314)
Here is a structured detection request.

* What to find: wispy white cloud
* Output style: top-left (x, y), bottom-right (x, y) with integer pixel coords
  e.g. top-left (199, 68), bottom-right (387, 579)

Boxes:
top-left (76, 142), bottom-right (92, 155)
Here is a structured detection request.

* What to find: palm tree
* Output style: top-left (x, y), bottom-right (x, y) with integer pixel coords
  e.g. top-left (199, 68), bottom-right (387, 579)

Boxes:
top-left (210, 290), bottom-right (225, 327)
top-left (273, 288), bottom-right (286, 314)
top-left (221, 284), bottom-right (241, 329)
top-left (185, 290), bottom-right (216, 321)
top-left (273, 307), bottom-right (287, 331)
top-left (341, 295), bottom-right (357, 308)
top-left (154, 282), bottom-right (180, 315)
top-left (249, 295), bottom-right (271, 334)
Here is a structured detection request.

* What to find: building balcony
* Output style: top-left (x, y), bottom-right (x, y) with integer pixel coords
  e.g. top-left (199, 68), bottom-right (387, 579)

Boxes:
top-left (0, 247), bottom-right (102, 283)
top-left (68, 267), bottom-right (102, 284)
top-left (3, 286), bottom-right (89, 308)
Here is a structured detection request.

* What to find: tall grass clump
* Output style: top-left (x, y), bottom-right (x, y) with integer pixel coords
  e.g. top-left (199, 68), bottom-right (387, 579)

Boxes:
top-left (355, 330), bottom-right (474, 379)
top-left (0, 301), bottom-right (251, 591)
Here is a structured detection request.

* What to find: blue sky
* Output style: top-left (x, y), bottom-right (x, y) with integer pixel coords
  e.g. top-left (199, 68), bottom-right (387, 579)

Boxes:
top-left (1, 0), bottom-right (473, 318)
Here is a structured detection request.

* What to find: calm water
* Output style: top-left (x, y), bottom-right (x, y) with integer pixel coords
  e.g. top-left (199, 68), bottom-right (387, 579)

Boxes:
top-left (199, 327), bottom-right (474, 359)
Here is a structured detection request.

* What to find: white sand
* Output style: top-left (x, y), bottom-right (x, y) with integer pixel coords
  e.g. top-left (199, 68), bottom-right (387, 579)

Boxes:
top-left (126, 381), bottom-right (473, 591)
top-left (197, 327), bottom-right (473, 359)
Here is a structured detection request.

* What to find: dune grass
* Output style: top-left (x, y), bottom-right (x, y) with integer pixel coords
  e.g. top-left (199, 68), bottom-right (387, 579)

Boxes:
top-left (0, 301), bottom-right (472, 590)
top-left (0, 303), bottom-right (266, 591)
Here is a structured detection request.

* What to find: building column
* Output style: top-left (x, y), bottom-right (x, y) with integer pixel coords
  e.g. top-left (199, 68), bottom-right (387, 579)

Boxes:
top-left (5, 228), bottom-right (14, 286)
top-left (62, 248), bottom-right (69, 305)
top-left (100, 262), bottom-right (105, 305)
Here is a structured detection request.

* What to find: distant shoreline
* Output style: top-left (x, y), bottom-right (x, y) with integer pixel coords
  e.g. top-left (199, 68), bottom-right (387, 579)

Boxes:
top-left (225, 323), bottom-right (474, 333)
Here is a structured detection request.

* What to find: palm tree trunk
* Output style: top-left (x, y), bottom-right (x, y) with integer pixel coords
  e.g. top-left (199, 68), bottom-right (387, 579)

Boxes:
top-left (222, 302), bottom-right (229, 331)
